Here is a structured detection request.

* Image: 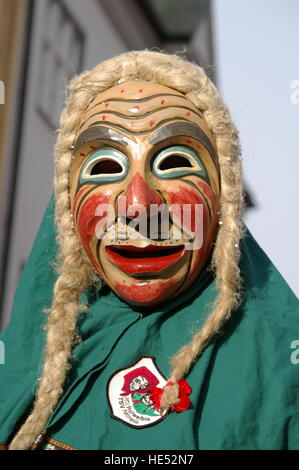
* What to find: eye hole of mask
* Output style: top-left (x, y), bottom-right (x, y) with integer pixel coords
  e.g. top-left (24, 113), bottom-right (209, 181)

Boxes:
top-left (79, 148), bottom-right (128, 183)
top-left (90, 159), bottom-right (123, 175)
top-left (152, 145), bottom-right (207, 179)
top-left (158, 154), bottom-right (193, 171)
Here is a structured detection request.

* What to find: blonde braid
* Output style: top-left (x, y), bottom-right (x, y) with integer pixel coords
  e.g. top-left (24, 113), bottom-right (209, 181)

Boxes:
top-left (158, 60), bottom-right (245, 409)
top-left (9, 52), bottom-right (142, 450)
top-left (9, 50), bottom-right (244, 447)
top-left (9, 76), bottom-right (97, 450)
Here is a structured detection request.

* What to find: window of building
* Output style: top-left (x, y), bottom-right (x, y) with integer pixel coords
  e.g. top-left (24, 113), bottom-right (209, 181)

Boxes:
top-left (36, 0), bottom-right (84, 129)
top-left (138, 0), bottom-right (210, 41)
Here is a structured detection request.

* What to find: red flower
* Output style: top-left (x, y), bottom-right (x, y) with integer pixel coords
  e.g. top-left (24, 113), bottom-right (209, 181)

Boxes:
top-left (150, 379), bottom-right (192, 413)
top-left (150, 386), bottom-right (164, 411)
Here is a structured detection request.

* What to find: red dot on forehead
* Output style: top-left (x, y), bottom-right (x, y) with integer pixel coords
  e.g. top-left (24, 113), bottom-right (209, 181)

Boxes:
top-left (186, 112), bottom-right (192, 117)
top-left (104, 103), bottom-right (109, 107)
top-left (160, 100), bottom-right (165, 104)
top-left (139, 89), bottom-right (143, 93)
top-left (102, 115), bottom-right (106, 120)
top-left (149, 120), bottom-right (155, 126)
top-left (121, 89), bottom-right (125, 93)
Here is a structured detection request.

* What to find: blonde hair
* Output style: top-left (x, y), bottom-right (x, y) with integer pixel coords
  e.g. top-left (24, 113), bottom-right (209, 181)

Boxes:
top-left (9, 50), bottom-right (244, 449)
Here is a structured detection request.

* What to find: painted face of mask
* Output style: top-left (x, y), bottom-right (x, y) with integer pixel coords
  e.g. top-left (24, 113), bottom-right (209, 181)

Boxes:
top-left (70, 81), bottom-right (220, 307)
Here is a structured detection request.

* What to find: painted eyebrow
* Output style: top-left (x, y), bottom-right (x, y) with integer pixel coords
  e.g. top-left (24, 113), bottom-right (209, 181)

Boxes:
top-left (73, 126), bottom-right (129, 153)
top-left (148, 121), bottom-right (218, 166)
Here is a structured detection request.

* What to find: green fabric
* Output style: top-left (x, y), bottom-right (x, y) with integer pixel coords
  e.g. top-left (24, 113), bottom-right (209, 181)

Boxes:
top-left (0, 197), bottom-right (298, 450)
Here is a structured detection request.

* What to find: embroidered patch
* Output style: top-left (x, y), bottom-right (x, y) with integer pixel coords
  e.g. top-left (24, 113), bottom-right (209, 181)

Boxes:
top-left (107, 356), bottom-right (168, 428)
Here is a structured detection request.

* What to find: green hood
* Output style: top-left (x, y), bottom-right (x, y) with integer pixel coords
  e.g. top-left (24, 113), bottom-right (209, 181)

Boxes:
top-left (0, 197), bottom-right (298, 450)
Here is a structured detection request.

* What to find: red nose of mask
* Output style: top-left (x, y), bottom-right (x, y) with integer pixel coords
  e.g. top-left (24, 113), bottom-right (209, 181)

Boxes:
top-left (117, 172), bottom-right (163, 216)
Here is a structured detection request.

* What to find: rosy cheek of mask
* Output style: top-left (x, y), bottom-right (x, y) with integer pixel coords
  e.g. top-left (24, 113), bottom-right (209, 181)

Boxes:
top-left (164, 184), bottom-right (217, 284)
top-left (76, 192), bottom-right (110, 273)
top-left (73, 185), bottom-right (95, 215)
top-left (196, 180), bottom-right (219, 221)
top-left (163, 186), bottom-right (210, 234)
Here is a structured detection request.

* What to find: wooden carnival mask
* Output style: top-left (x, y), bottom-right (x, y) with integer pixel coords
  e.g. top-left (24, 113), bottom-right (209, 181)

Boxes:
top-left (70, 81), bottom-right (220, 307)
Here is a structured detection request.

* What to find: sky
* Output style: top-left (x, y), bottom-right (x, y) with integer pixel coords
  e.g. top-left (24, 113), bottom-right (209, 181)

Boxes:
top-left (212, 0), bottom-right (299, 296)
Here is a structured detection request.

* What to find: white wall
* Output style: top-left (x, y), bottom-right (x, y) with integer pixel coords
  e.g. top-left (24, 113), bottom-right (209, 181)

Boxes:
top-left (212, 0), bottom-right (299, 296)
top-left (2, 0), bottom-right (127, 328)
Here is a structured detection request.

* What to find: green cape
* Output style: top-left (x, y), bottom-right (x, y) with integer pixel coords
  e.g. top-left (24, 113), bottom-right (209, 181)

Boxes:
top-left (0, 197), bottom-right (298, 450)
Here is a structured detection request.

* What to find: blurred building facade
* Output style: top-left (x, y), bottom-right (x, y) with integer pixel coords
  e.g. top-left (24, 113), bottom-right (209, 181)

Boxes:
top-left (0, 0), bottom-right (213, 329)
